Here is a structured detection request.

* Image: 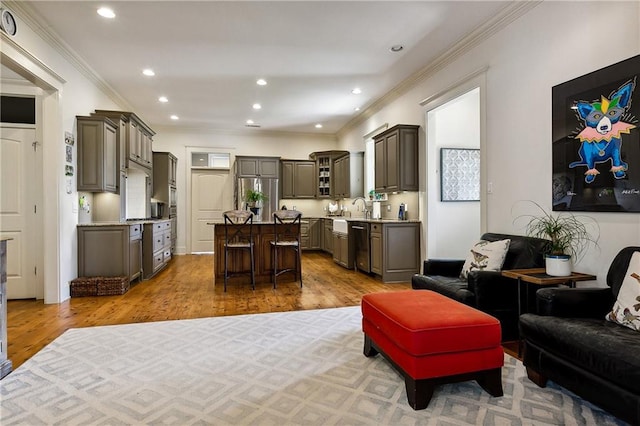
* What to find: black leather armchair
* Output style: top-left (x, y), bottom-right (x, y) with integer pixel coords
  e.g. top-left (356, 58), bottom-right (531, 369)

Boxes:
top-left (411, 232), bottom-right (550, 341)
top-left (520, 246), bottom-right (640, 425)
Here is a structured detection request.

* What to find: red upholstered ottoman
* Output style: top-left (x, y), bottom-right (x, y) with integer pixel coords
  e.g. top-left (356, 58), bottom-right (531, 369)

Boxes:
top-left (361, 290), bottom-right (504, 410)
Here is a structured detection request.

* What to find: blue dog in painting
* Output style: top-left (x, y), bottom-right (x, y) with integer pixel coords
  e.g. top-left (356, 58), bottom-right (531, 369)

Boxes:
top-left (570, 81), bottom-right (636, 183)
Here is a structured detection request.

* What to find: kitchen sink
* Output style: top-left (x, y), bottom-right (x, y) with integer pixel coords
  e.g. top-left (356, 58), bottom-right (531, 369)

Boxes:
top-left (332, 219), bottom-right (349, 235)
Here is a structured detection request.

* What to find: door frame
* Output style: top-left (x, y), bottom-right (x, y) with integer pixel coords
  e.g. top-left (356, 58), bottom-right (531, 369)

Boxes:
top-left (420, 67), bottom-right (488, 259)
top-left (2, 32), bottom-right (65, 302)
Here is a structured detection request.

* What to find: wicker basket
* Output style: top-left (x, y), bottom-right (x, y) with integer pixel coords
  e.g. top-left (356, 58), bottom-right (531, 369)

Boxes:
top-left (71, 276), bottom-right (129, 297)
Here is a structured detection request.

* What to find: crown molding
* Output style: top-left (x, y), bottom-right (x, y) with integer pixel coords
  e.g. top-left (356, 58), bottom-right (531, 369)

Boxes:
top-left (154, 124), bottom-right (338, 141)
top-left (337, 0), bottom-right (542, 139)
top-left (5, 1), bottom-right (134, 111)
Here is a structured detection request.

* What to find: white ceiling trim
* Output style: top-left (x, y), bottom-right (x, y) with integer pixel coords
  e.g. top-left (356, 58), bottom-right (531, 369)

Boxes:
top-left (154, 125), bottom-right (338, 141)
top-left (337, 0), bottom-right (542, 139)
top-left (6, 1), bottom-right (133, 112)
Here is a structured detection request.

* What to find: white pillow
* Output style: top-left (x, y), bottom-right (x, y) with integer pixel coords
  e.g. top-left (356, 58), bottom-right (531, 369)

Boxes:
top-left (606, 251), bottom-right (640, 331)
top-left (460, 239), bottom-right (511, 280)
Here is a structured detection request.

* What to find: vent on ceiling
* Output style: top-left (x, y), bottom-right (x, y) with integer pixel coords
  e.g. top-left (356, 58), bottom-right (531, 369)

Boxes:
top-left (245, 123), bottom-right (261, 128)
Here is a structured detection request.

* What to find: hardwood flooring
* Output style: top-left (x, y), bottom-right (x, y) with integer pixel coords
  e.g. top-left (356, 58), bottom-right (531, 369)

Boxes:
top-left (7, 252), bottom-right (411, 370)
top-left (7, 251), bottom-right (520, 370)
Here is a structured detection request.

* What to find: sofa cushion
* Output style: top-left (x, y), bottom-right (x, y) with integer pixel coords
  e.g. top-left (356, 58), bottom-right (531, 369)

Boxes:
top-left (520, 313), bottom-right (640, 394)
top-left (606, 251), bottom-right (640, 331)
top-left (481, 232), bottom-right (549, 270)
top-left (411, 274), bottom-right (474, 305)
top-left (460, 239), bottom-right (510, 279)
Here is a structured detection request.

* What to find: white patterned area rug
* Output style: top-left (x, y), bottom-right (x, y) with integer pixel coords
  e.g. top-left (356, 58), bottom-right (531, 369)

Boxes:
top-left (0, 307), bottom-right (627, 425)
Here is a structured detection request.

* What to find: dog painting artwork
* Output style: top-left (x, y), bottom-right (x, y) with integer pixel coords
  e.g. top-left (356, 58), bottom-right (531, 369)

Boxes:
top-left (552, 55), bottom-right (640, 212)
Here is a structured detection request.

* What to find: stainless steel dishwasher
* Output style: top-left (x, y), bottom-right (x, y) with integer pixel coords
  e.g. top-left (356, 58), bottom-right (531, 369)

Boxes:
top-left (352, 222), bottom-right (370, 273)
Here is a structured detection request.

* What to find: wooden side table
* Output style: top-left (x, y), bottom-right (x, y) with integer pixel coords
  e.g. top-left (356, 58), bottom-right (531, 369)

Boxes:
top-left (502, 268), bottom-right (597, 315)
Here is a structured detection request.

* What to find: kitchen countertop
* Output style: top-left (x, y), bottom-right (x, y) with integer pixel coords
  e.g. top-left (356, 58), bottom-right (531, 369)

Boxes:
top-left (77, 219), bottom-right (170, 227)
top-left (306, 216), bottom-right (421, 224)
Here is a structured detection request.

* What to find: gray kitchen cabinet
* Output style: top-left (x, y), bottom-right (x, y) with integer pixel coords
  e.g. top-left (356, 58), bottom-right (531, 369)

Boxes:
top-left (316, 154), bottom-right (332, 198)
top-left (236, 156), bottom-right (279, 178)
top-left (374, 124), bottom-right (419, 193)
top-left (370, 222), bottom-right (382, 275)
top-left (143, 220), bottom-right (172, 279)
top-left (371, 222), bottom-right (420, 282)
top-left (94, 110), bottom-right (155, 171)
top-left (322, 219), bottom-right (333, 254)
top-left (77, 224), bottom-right (142, 282)
top-left (332, 152), bottom-right (364, 199)
top-left (333, 231), bottom-right (352, 268)
top-left (153, 152), bottom-right (177, 207)
top-left (77, 116), bottom-right (118, 193)
top-left (0, 239), bottom-right (11, 379)
top-left (281, 160), bottom-right (316, 199)
top-left (301, 218), bottom-right (321, 250)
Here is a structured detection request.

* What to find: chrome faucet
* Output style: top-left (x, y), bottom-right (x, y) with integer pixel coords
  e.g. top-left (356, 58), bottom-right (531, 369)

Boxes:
top-left (352, 197), bottom-right (370, 219)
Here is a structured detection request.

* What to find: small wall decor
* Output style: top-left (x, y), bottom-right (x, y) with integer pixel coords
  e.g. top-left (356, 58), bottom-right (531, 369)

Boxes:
top-left (440, 148), bottom-right (480, 202)
top-left (65, 145), bottom-right (72, 163)
top-left (64, 131), bottom-right (74, 146)
top-left (552, 54), bottom-right (640, 212)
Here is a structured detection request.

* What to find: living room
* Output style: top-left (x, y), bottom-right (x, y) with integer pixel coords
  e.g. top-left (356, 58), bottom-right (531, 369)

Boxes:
top-left (1, 1), bottom-right (639, 424)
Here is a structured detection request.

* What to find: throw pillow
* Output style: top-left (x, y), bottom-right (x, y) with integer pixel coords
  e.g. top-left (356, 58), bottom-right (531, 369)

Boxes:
top-left (606, 251), bottom-right (640, 331)
top-left (459, 239), bottom-right (511, 280)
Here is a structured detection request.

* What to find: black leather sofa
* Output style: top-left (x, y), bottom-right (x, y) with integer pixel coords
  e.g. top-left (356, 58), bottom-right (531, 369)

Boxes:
top-left (520, 246), bottom-right (640, 425)
top-left (411, 232), bottom-right (550, 341)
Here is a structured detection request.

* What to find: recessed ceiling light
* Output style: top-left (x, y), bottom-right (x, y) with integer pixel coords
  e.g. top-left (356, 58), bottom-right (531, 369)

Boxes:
top-left (170, 115), bottom-right (179, 120)
top-left (246, 119), bottom-right (254, 125)
top-left (252, 103), bottom-right (262, 110)
top-left (256, 79), bottom-right (267, 86)
top-left (315, 124), bottom-right (323, 129)
top-left (97, 7), bottom-right (116, 19)
top-left (142, 69), bottom-right (155, 77)
top-left (158, 96), bottom-right (168, 103)
top-left (351, 88), bottom-right (362, 95)
top-left (354, 107), bottom-right (361, 112)
top-left (390, 45), bottom-right (404, 52)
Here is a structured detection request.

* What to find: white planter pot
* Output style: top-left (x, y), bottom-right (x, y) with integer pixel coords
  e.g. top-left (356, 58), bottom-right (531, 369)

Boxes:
top-left (545, 254), bottom-right (572, 276)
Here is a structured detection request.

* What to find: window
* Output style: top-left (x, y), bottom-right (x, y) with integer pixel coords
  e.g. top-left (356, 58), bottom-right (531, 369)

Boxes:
top-left (191, 152), bottom-right (230, 169)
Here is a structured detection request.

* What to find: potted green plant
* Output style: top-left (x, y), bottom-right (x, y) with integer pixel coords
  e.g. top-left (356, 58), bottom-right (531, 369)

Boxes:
top-left (245, 189), bottom-right (268, 214)
top-left (514, 201), bottom-right (599, 276)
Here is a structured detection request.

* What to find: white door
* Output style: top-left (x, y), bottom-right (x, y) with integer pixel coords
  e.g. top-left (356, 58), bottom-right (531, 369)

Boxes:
top-left (1, 126), bottom-right (42, 299)
top-left (190, 170), bottom-right (233, 253)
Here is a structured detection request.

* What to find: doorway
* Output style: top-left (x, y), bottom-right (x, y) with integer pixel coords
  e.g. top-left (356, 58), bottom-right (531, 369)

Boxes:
top-left (190, 170), bottom-right (233, 253)
top-left (0, 124), bottom-right (43, 298)
top-left (424, 82), bottom-right (485, 259)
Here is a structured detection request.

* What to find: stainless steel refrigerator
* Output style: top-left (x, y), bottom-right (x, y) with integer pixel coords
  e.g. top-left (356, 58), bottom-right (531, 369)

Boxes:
top-left (235, 177), bottom-right (279, 222)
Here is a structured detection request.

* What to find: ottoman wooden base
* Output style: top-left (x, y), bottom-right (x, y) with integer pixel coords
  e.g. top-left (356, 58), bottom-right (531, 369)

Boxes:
top-left (364, 334), bottom-right (502, 410)
top-left (361, 290), bottom-right (504, 410)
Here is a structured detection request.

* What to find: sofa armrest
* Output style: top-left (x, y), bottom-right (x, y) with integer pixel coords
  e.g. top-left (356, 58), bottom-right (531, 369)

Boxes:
top-left (536, 287), bottom-right (615, 318)
top-left (467, 271), bottom-right (518, 310)
top-left (423, 259), bottom-right (465, 277)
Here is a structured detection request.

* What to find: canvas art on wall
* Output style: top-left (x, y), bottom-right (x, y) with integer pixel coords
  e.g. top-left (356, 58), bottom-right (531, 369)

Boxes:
top-left (440, 148), bottom-right (480, 201)
top-left (552, 54), bottom-right (640, 212)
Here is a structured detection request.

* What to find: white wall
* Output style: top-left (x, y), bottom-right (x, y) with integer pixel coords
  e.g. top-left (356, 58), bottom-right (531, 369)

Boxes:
top-left (338, 1), bottom-right (640, 285)
top-left (427, 88), bottom-right (480, 259)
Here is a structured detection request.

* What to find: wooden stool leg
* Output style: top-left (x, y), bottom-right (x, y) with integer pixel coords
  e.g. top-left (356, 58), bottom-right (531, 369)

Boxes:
top-left (224, 246), bottom-right (228, 292)
top-left (405, 377), bottom-right (435, 410)
top-left (250, 245), bottom-right (255, 291)
top-left (476, 368), bottom-right (503, 397)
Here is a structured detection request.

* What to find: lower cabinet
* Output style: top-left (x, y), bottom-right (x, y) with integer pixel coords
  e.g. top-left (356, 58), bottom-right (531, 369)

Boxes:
top-left (77, 224), bottom-right (142, 283)
top-left (333, 231), bottom-right (352, 268)
top-left (372, 222), bottom-right (420, 282)
top-left (301, 218), bottom-right (322, 250)
top-left (143, 220), bottom-right (172, 279)
top-left (322, 219), bottom-right (334, 254)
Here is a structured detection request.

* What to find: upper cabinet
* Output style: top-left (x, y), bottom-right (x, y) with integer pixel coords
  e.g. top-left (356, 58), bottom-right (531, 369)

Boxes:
top-left (374, 124), bottom-right (419, 193)
top-left (281, 160), bottom-right (316, 199)
top-left (77, 116), bottom-right (118, 193)
top-left (235, 156), bottom-right (279, 178)
top-left (153, 152), bottom-right (177, 207)
top-left (333, 152), bottom-right (364, 199)
top-left (94, 110), bottom-right (155, 171)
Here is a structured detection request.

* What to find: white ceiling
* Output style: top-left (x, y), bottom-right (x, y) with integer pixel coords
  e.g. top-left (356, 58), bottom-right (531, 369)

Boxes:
top-left (12, 1), bottom-right (512, 134)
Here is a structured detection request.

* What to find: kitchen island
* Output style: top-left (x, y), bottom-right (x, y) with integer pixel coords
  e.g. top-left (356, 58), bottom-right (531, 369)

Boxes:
top-left (210, 221), bottom-right (300, 285)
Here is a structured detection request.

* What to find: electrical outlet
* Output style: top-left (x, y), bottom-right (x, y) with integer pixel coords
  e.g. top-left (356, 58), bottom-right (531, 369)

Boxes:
top-left (387, 204), bottom-right (391, 212)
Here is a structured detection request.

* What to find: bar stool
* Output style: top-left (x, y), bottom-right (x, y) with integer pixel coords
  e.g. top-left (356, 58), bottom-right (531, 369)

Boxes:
top-left (270, 210), bottom-right (302, 288)
top-left (223, 209), bottom-right (255, 291)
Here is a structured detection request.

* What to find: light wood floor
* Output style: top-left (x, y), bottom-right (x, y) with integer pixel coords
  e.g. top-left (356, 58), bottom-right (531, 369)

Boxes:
top-left (7, 252), bottom-right (411, 370)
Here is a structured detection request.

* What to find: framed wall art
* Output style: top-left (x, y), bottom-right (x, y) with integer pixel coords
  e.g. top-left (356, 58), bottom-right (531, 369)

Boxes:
top-left (552, 54), bottom-right (640, 212)
top-left (440, 148), bottom-right (480, 202)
